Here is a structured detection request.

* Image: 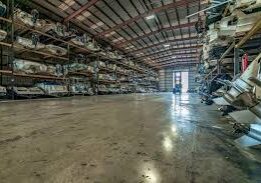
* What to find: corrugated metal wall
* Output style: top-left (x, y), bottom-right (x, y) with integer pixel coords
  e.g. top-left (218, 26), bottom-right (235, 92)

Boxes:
top-left (158, 69), bottom-right (165, 91)
top-left (159, 66), bottom-right (199, 92)
top-left (165, 68), bottom-right (174, 92)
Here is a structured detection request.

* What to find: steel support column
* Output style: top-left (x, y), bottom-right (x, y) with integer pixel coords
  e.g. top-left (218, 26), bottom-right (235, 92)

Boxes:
top-left (234, 48), bottom-right (240, 76)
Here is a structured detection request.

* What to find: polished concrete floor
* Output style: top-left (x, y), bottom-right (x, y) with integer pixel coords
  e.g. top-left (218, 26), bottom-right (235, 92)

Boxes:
top-left (0, 93), bottom-right (261, 183)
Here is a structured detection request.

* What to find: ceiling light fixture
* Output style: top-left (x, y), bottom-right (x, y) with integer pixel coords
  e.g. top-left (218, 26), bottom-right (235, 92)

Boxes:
top-left (146, 14), bottom-right (156, 20)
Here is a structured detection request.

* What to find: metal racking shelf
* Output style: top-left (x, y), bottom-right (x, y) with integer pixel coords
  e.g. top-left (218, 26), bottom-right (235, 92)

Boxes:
top-left (13, 46), bottom-right (69, 61)
top-left (97, 79), bottom-right (118, 84)
top-left (204, 18), bottom-right (261, 81)
top-left (66, 71), bottom-right (94, 77)
top-left (0, 41), bottom-right (12, 47)
top-left (0, 0), bottom-right (159, 99)
top-left (0, 70), bottom-right (65, 80)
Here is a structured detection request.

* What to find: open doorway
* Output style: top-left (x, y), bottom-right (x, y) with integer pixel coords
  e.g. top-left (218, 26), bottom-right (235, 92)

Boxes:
top-left (173, 71), bottom-right (189, 93)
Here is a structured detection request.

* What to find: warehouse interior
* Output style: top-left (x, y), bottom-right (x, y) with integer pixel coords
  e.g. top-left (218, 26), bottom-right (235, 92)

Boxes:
top-left (0, 0), bottom-right (261, 182)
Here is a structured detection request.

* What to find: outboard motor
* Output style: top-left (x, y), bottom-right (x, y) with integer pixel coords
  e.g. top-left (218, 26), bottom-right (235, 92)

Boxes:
top-left (31, 33), bottom-right (40, 48)
top-left (31, 9), bottom-right (39, 25)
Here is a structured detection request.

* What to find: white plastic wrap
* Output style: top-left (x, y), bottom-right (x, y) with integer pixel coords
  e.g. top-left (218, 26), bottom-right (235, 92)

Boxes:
top-left (70, 83), bottom-right (94, 95)
top-left (235, 11), bottom-right (261, 34)
top-left (15, 36), bottom-right (45, 50)
top-left (117, 67), bottom-right (127, 73)
top-left (40, 22), bottom-right (70, 37)
top-left (65, 63), bottom-right (88, 72)
top-left (98, 85), bottom-right (108, 93)
top-left (105, 51), bottom-right (123, 60)
top-left (13, 59), bottom-right (47, 74)
top-left (98, 74), bottom-right (107, 80)
top-left (129, 61), bottom-right (135, 67)
top-left (99, 61), bottom-right (107, 68)
top-left (119, 76), bottom-right (128, 82)
top-left (98, 51), bottom-right (107, 56)
top-left (70, 83), bottom-right (87, 94)
top-left (85, 42), bottom-right (100, 51)
top-left (13, 59), bottom-right (62, 76)
top-left (98, 74), bottom-right (116, 81)
top-left (38, 20), bottom-right (55, 33)
top-left (70, 36), bottom-right (85, 46)
top-left (0, 85), bottom-right (6, 96)
top-left (36, 82), bottom-right (68, 96)
top-left (42, 45), bottom-right (67, 56)
top-left (12, 86), bottom-right (44, 95)
top-left (0, 29), bottom-right (7, 41)
top-left (216, 10), bottom-right (261, 38)
top-left (108, 64), bottom-right (117, 71)
top-left (243, 0), bottom-right (261, 10)
top-left (89, 61), bottom-right (106, 68)
top-left (107, 51), bottom-right (117, 59)
top-left (235, 0), bottom-right (256, 9)
top-left (87, 66), bottom-right (95, 73)
top-left (14, 9), bottom-right (45, 30)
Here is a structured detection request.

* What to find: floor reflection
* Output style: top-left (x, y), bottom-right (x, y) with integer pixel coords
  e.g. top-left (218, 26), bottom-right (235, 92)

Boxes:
top-left (163, 136), bottom-right (173, 153)
top-left (171, 94), bottom-right (191, 118)
top-left (139, 162), bottom-right (161, 183)
top-left (161, 124), bottom-right (178, 155)
top-left (161, 94), bottom-right (196, 155)
top-left (171, 125), bottom-right (177, 134)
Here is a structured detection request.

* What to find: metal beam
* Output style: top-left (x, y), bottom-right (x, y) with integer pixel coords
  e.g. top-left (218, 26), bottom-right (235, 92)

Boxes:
top-left (153, 61), bottom-right (198, 68)
top-left (156, 61), bottom-right (198, 66)
top-left (186, 0), bottom-right (231, 18)
top-left (117, 22), bottom-right (196, 47)
top-left (161, 63), bottom-right (197, 68)
top-left (219, 41), bottom-right (235, 64)
top-left (95, 0), bottom-right (200, 37)
top-left (128, 36), bottom-right (199, 54)
top-left (234, 47), bottom-right (240, 76)
top-left (154, 57), bottom-right (198, 63)
top-left (136, 46), bottom-right (199, 60)
top-left (147, 53), bottom-right (199, 61)
top-left (64, 0), bottom-right (100, 22)
top-left (151, 60), bottom-right (198, 67)
top-left (235, 18), bottom-right (261, 48)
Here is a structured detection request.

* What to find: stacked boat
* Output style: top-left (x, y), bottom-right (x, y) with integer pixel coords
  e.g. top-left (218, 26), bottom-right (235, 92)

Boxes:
top-left (213, 53), bottom-right (261, 147)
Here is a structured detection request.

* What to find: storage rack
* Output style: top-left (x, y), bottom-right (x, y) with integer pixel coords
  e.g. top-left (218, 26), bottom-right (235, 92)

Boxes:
top-left (90, 54), bottom-right (159, 95)
top-left (0, 0), bottom-right (159, 100)
top-left (203, 18), bottom-right (261, 82)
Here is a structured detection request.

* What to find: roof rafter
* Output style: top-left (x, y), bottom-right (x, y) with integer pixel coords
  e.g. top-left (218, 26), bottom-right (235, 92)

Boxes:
top-left (135, 46), bottom-right (200, 60)
top-left (147, 52), bottom-right (199, 61)
top-left (95, 0), bottom-right (200, 38)
top-left (64, 0), bottom-right (100, 22)
top-left (153, 61), bottom-right (198, 68)
top-left (154, 56), bottom-right (198, 63)
top-left (116, 22), bottom-right (196, 47)
top-left (159, 63), bottom-right (198, 68)
top-left (129, 36), bottom-right (199, 54)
